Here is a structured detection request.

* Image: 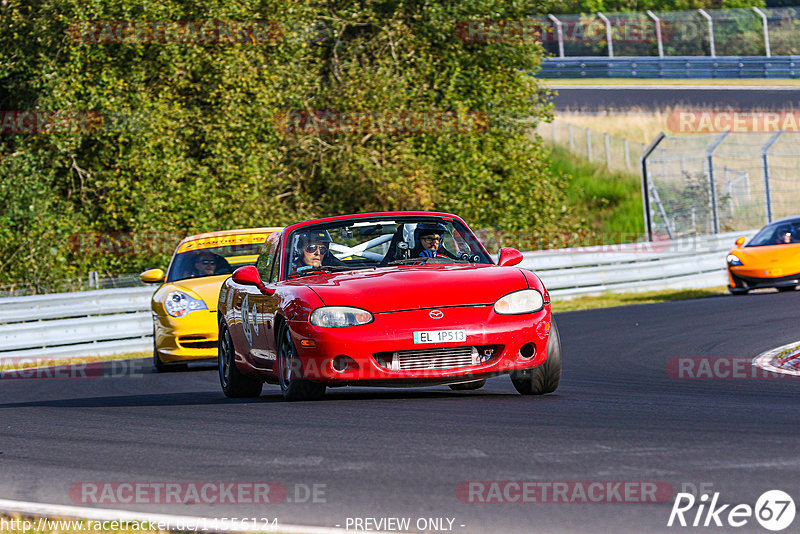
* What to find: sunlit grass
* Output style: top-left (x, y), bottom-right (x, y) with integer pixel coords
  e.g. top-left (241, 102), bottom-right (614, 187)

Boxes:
top-left (0, 352), bottom-right (149, 372)
top-left (549, 144), bottom-right (644, 240)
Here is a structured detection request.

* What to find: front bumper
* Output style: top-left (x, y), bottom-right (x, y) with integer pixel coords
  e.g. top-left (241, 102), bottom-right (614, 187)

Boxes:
top-left (287, 305), bottom-right (551, 385)
top-left (154, 310), bottom-right (219, 363)
top-left (728, 267), bottom-right (800, 291)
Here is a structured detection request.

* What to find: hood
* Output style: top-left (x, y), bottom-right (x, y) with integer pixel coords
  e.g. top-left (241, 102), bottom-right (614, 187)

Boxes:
top-left (172, 275), bottom-right (229, 311)
top-left (297, 264), bottom-right (529, 313)
top-left (734, 243), bottom-right (800, 272)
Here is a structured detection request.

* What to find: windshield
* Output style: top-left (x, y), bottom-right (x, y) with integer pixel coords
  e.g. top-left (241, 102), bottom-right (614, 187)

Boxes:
top-left (284, 216), bottom-right (492, 278)
top-left (747, 219), bottom-right (800, 247)
top-left (166, 242), bottom-right (262, 282)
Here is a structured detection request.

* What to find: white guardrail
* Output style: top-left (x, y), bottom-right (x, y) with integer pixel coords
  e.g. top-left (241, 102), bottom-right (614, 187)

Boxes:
top-left (0, 230), bottom-right (755, 361)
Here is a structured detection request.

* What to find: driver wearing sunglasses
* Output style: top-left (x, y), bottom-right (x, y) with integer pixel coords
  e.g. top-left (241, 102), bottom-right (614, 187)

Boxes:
top-left (292, 229), bottom-right (338, 274)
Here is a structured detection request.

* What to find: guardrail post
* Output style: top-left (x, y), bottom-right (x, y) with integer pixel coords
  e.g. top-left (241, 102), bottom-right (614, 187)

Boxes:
top-left (641, 132), bottom-right (666, 241)
top-left (604, 133), bottom-right (611, 168)
top-left (597, 12), bottom-right (614, 58)
top-left (646, 10), bottom-right (664, 58)
top-left (706, 131), bottom-right (729, 234)
top-left (761, 130), bottom-right (782, 224)
top-left (547, 14), bottom-right (565, 58)
top-left (552, 120), bottom-right (557, 143)
top-left (698, 9), bottom-right (716, 57)
top-left (752, 7), bottom-right (771, 57)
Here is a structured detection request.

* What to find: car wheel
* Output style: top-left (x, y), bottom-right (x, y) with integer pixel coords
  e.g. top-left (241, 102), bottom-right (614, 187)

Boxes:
top-left (277, 324), bottom-right (326, 401)
top-left (728, 287), bottom-right (749, 295)
top-left (449, 379), bottom-right (487, 391)
top-left (511, 317), bottom-right (562, 395)
top-left (218, 321), bottom-right (262, 398)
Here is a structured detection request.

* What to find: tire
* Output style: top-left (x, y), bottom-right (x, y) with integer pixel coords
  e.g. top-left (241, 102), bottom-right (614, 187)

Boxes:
top-left (153, 327), bottom-right (166, 372)
top-left (728, 287), bottom-right (748, 295)
top-left (218, 321), bottom-right (262, 398)
top-left (511, 317), bottom-right (562, 395)
top-left (277, 324), bottom-right (326, 401)
top-left (449, 379), bottom-right (487, 391)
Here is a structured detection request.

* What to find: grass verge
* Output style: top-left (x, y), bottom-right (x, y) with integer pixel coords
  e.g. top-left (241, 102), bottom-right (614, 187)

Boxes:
top-left (553, 286), bottom-right (729, 312)
top-left (0, 352), bottom-right (149, 372)
top-left (549, 144), bottom-right (644, 240)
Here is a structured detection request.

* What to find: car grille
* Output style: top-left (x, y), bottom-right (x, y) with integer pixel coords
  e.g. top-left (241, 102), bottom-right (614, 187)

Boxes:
top-left (373, 346), bottom-right (501, 371)
top-left (178, 336), bottom-right (217, 349)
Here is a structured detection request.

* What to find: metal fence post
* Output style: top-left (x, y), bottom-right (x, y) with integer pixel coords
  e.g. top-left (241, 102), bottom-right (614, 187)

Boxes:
top-left (552, 121), bottom-right (557, 143)
top-left (641, 132), bottom-right (667, 241)
top-left (568, 123), bottom-right (574, 151)
top-left (698, 9), bottom-right (716, 57)
top-left (597, 12), bottom-right (614, 58)
top-left (604, 133), bottom-right (611, 168)
top-left (586, 129), bottom-right (593, 160)
top-left (624, 139), bottom-right (630, 168)
top-left (752, 7), bottom-right (771, 57)
top-left (707, 131), bottom-right (729, 234)
top-left (646, 10), bottom-right (664, 57)
top-left (761, 130), bottom-right (783, 224)
top-left (548, 14), bottom-right (565, 58)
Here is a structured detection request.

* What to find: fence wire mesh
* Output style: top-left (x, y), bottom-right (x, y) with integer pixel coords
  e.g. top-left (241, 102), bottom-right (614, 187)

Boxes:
top-left (537, 6), bottom-right (800, 57)
top-left (643, 131), bottom-right (800, 239)
top-left (538, 118), bottom-right (646, 174)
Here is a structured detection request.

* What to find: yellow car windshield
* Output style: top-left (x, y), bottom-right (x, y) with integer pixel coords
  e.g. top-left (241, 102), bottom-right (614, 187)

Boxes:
top-left (167, 243), bottom-right (262, 282)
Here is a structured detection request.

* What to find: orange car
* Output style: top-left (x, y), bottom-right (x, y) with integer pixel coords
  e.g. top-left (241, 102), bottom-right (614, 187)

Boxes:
top-left (727, 216), bottom-right (800, 294)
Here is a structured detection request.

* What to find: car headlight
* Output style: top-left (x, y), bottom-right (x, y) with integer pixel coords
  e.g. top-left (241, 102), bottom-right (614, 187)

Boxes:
top-left (310, 306), bottom-right (373, 327)
top-left (494, 289), bottom-right (545, 315)
top-left (164, 290), bottom-right (208, 317)
top-left (726, 254), bottom-right (743, 266)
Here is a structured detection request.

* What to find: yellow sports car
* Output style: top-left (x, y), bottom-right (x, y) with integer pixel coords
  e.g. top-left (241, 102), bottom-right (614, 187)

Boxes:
top-left (140, 227), bottom-right (282, 371)
top-left (727, 216), bottom-right (800, 295)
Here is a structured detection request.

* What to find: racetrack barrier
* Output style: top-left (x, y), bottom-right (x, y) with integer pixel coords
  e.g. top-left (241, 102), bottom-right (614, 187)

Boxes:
top-left (0, 230), bottom-right (757, 360)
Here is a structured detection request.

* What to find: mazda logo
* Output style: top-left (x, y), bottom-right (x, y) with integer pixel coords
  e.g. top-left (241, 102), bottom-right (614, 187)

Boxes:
top-left (429, 310), bottom-right (444, 319)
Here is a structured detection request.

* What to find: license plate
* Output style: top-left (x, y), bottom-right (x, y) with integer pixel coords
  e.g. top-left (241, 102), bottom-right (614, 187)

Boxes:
top-left (413, 330), bottom-right (467, 344)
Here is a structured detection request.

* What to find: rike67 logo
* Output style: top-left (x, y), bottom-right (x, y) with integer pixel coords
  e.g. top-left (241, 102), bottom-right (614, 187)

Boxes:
top-left (668, 490), bottom-right (795, 531)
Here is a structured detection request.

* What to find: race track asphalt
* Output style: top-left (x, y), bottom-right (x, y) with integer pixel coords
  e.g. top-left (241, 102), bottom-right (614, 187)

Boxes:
top-left (1, 290), bottom-right (799, 533)
top-left (549, 85), bottom-right (800, 111)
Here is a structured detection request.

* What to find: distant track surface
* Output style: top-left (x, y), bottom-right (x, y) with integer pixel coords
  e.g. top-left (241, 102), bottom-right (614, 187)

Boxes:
top-left (1, 291), bottom-right (799, 533)
top-left (550, 85), bottom-right (800, 111)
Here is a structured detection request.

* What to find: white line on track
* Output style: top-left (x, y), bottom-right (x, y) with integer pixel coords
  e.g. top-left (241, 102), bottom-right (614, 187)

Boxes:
top-left (548, 85), bottom-right (800, 91)
top-left (752, 340), bottom-right (800, 377)
top-left (0, 498), bottom-right (358, 534)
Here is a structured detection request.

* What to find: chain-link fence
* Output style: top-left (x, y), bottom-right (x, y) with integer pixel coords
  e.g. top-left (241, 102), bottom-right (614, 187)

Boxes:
top-left (538, 118), bottom-right (646, 174)
top-left (642, 131), bottom-right (800, 239)
top-left (536, 6), bottom-right (800, 58)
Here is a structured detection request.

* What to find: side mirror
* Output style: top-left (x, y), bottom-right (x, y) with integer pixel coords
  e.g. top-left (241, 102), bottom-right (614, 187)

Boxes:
top-left (497, 247), bottom-right (523, 267)
top-left (232, 266), bottom-right (275, 296)
top-left (735, 236), bottom-right (746, 247)
top-left (140, 268), bottom-right (165, 284)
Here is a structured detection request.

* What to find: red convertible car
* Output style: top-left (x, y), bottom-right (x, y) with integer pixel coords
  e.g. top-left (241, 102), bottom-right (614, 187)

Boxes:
top-left (217, 212), bottom-right (561, 401)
